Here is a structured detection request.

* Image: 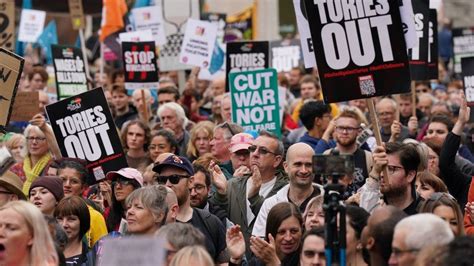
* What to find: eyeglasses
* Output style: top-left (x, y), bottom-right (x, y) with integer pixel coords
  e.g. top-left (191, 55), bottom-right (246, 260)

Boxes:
top-left (387, 165), bottom-right (405, 175)
top-left (26, 136), bottom-right (46, 142)
top-left (248, 145), bottom-right (279, 156)
top-left (222, 122), bottom-right (236, 136)
top-left (156, 174), bottom-right (189, 185)
top-left (335, 126), bottom-right (360, 133)
top-left (190, 184), bottom-right (207, 193)
top-left (113, 179), bottom-right (134, 187)
top-left (391, 248), bottom-right (419, 258)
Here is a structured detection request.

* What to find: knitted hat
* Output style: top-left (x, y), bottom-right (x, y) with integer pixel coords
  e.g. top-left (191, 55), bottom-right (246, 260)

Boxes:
top-left (29, 176), bottom-right (64, 201)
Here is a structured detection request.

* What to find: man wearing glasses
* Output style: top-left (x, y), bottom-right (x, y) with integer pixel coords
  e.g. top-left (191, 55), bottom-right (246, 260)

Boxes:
top-left (376, 98), bottom-right (411, 143)
top-left (153, 155), bottom-right (228, 265)
top-left (209, 131), bottom-right (287, 257)
top-left (368, 142), bottom-right (421, 215)
top-left (322, 108), bottom-right (373, 199)
top-left (389, 213), bottom-right (453, 266)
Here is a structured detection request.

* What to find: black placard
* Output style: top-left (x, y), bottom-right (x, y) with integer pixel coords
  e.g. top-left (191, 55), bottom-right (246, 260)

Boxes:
top-left (52, 45), bottom-right (88, 100)
top-left (427, 9), bottom-right (438, 80)
top-left (452, 27), bottom-right (474, 74)
top-left (45, 88), bottom-right (128, 183)
top-left (303, 0), bottom-right (411, 103)
top-left (408, 0), bottom-right (430, 80)
top-left (270, 39), bottom-right (303, 72)
top-left (461, 57), bottom-right (474, 106)
top-left (121, 41), bottom-right (159, 84)
top-left (225, 41), bottom-right (269, 91)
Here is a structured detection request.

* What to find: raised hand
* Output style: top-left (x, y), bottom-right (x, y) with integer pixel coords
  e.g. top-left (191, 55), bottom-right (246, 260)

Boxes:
top-left (209, 160), bottom-right (228, 195)
top-left (247, 165), bottom-right (262, 199)
top-left (226, 225), bottom-right (246, 261)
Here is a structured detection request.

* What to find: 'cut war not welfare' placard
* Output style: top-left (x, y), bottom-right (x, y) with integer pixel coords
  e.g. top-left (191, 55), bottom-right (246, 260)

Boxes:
top-left (304, 0), bottom-right (411, 103)
top-left (230, 68), bottom-right (281, 137)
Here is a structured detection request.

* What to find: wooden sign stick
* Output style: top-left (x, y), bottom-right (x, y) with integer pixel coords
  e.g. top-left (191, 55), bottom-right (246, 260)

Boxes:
top-left (367, 98), bottom-right (390, 179)
top-left (411, 81), bottom-right (417, 117)
top-left (141, 89), bottom-right (149, 124)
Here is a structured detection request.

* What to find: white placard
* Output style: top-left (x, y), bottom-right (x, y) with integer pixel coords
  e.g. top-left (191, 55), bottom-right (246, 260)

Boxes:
top-left (132, 5), bottom-right (167, 45)
top-left (179, 18), bottom-right (217, 68)
top-left (399, 0), bottom-right (417, 49)
top-left (98, 236), bottom-right (166, 266)
top-left (293, 0), bottom-right (316, 68)
top-left (18, 9), bottom-right (46, 43)
top-left (198, 42), bottom-right (226, 80)
top-left (119, 30), bottom-right (154, 43)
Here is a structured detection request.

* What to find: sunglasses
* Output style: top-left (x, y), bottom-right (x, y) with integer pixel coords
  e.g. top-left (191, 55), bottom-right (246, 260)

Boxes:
top-left (156, 174), bottom-right (190, 185)
top-left (113, 179), bottom-right (134, 187)
top-left (222, 122), bottom-right (237, 136)
top-left (248, 145), bottom-right (279, 156)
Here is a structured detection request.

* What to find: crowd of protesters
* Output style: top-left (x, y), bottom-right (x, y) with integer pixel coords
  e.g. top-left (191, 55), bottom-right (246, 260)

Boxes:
top-left (2, 24), bottom-right (474, 266)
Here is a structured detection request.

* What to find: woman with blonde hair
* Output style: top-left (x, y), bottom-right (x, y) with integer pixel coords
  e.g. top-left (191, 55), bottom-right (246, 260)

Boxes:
top-left (4, 133), bottom-right (26, 163)
top-left (10, 114), bottom-right (61, 195)
top-left (187, 121), bottom-right (215, 161)
top-left (170, 246), bottom-right (213, 266)
top-left (0, 201), bottom-right (58, 265)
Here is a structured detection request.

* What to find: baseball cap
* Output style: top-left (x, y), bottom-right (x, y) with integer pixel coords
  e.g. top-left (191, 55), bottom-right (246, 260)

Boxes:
top-left (152, 155), bottom-right (194, 176)
top-left (230, 133), bottom-right (254, 153)
top-left (106, 168), bottom-right (144, 187)
top-left (0, 171), bottom-right (26, 200)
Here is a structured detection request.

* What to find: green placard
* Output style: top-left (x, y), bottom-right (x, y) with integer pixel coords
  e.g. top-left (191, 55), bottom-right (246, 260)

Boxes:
top-left (230, 68), bottom-right (281, 137)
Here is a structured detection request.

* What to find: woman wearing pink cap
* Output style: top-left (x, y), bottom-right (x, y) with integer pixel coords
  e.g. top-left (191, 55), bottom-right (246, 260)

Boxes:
top-left (104, 168), bottom-right (143, 233)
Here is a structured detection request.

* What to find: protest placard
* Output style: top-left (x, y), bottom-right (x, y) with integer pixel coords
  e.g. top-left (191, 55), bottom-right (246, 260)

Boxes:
top-left (0, 48), bottom-right (24, 132)
top-left (198, 42), bottom-right (226, 80)
top-left (230, 68), bottom-right (281, 137)
top-left (121, 41), bottom-right (159, 90)
top-left (159, 0), bottom-right (200, 71)
top-left (226, 41), bottom-right (269, 91)
top-left (271, 39), bottom-right (302, 72)
top-left (303, 0), bottom-right (411, 103)
top-left (18, 9), bottom-right (46, 43)
top-left (0, 0), bottom-right (15, 51)
top-left (45, 88), bottom-right (128, 182)
top-left (453, 27), bottom-right (474, 74)
top-left (68, 0), bottom-right (85, 30)
top-left (427, 9), bottom-right (438, 79)
top-left (10, 91), bottom-right (39, 122)
top-left (399, 0), bottom-right (417, 49)
top-left (179, 19), bottom-right (217, 68)
top-left (225, 5), bottom-right (255, 42)
top-left (408, 0), bottom-right (430, 80)
top-left (98, 237), bottom-right (166, 266)
top-left (132, 5), bottom-right (167, 45)
top-left (119, 30), bottom-right (154, 43)
top-left (461, 57), bottom-right (474, 106)
top-left (52, 45), bottom-right (88, 100)
top-left (292, 0), bottom-right (316, 68)
top-left (201, 12), bottom-right (226, 43)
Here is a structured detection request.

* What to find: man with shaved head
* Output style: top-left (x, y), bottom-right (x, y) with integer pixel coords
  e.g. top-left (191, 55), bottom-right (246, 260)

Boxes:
top-left (252, 142), bottom-right (323, 237)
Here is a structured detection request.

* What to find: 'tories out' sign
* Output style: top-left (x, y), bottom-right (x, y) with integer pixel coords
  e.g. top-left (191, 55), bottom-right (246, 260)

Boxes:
top-left (46, 88), bottom-right (128, 182)
top-left (230, 68), bottom-right (281, 137)
top-left (304, 0), bottom-right (410, 103)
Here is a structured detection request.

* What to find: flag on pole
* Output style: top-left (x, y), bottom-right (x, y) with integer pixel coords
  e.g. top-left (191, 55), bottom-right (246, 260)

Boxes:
top-left (99, 0), bottom-right (128, 42)
top-left (36, 20), bottom-right (58, 64)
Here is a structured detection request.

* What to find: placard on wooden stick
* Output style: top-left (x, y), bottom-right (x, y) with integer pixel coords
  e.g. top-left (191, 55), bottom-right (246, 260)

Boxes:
top-left (10, 91), bottom-right (39, 122)
top-left (0, 48), bottom-right (24, 132)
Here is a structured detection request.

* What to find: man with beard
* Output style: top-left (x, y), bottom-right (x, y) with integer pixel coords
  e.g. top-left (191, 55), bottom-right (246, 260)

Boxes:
top-left (323, 109), bottom-right (373, 198)
top-left (370, 142), bottom-right (421, 215)
top-left (189, 164), bottom-right (227, 225)
top-left (252, 142), bottom-right (323, 237)
top-left (153, 155), bottom-right (228, 264)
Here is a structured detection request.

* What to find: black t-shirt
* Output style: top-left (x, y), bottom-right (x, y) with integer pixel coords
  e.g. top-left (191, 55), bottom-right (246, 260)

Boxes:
top-left (289, 185), bottom-right (322, 213)
top-left (177, 208), bottom-right (228, 263)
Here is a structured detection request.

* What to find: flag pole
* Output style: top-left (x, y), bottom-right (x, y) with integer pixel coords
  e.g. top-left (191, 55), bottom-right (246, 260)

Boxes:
top-left (100, 42), bottom-right (104, 82)
top-left (79, 28), bottom-right (91, 88)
